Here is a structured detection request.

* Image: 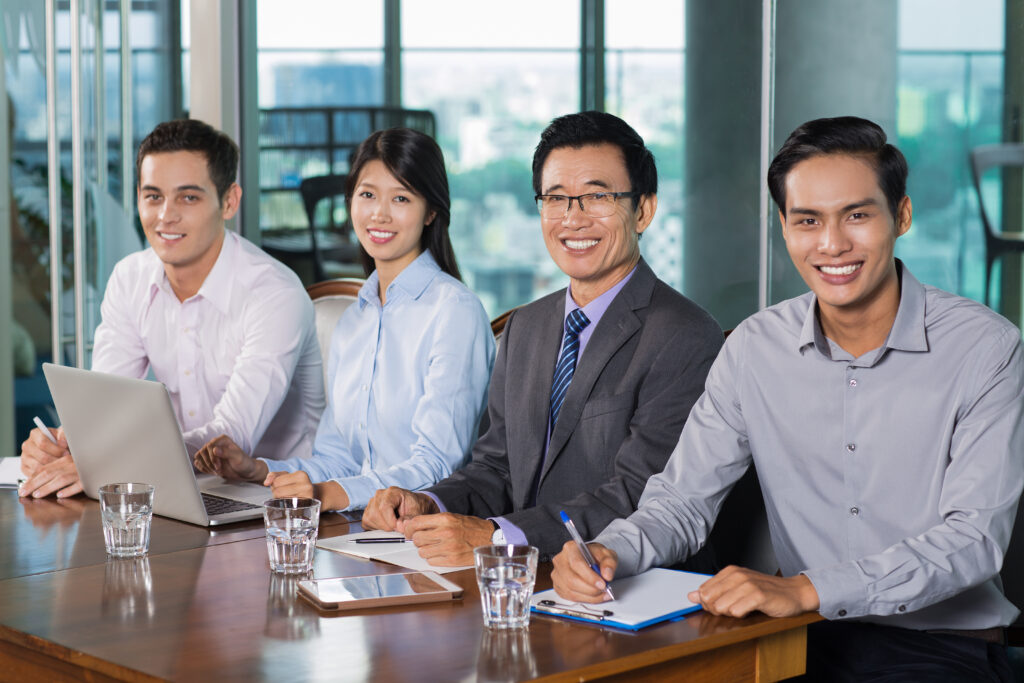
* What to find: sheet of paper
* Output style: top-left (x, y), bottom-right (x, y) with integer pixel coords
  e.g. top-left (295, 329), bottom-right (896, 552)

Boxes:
top-left (317, 531), bottom-right (473, 574)
top-left (531, 568), bottom-right (707, 629)
top-left (0, 457), bottom-right (24, 488)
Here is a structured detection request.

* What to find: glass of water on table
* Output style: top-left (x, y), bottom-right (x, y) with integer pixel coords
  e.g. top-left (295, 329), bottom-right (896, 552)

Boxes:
top-left (474, 545), bottom-right (539, 629)
top-left (99, 483), bottom-right (155, 557)
top-left (263, 498), bottom-right (321, 574)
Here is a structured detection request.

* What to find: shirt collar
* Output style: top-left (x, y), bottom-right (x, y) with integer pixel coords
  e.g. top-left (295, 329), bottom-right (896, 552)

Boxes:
top-left (798, 259), bottom-right (928, 356)
top-left (358, 250), bottom-right (441, 308)
top-left (564, 264), bottom-right (637, 325)
top-left (143, 232), bottom-right (233, 311)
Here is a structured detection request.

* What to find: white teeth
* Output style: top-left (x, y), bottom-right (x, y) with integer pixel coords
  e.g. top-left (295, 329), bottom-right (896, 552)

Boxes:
top-left (564, 239), bottom-right (599, 250)
top-left (820, 263), bottom-right (861, 276)
top-left (368, 230), bottom-right (395, 238)
top-left (159, 232), bottom-right (184, 240)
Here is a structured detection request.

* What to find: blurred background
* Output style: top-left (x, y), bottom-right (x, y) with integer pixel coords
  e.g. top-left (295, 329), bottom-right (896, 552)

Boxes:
top-left (2, 0), bottom-right (1022, 450)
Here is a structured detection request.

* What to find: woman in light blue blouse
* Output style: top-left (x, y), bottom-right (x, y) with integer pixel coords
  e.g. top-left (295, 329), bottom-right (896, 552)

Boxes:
top-left (194, 128), bottom-right (495, 511)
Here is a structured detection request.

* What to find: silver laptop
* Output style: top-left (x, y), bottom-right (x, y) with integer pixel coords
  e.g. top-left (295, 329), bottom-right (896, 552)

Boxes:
top-left (42, 363), bottom-right (272, 526)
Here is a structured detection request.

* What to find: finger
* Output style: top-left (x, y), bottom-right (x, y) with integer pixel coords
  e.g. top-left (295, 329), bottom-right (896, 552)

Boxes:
top-left (56, 479), bottom-right (84, 499)
top-left (263, 471), bottom-right (279, 487)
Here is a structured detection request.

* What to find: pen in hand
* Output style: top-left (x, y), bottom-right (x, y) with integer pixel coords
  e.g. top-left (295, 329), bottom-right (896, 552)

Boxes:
top-left (560, 510), bottom-right (615, 601)
top-left (33, 417), bottom-right (61, 447)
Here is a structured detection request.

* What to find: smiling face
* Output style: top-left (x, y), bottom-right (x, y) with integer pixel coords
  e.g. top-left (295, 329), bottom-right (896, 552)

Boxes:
top-left (781, 153), bottom-right (912, 331)
top-left (539, 143), bottom-right (656, 306)
top-left (350, 160), bottom-right (435, 285)
top-left (137, 150), bottom-right (239, 299)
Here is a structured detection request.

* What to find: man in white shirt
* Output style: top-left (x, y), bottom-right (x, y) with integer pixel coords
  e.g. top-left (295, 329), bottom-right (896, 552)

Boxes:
top-left (18, 118), bottom-right (324, 498)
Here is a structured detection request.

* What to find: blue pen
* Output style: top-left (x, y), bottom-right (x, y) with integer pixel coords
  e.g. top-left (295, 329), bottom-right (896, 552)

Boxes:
top-left (560, 510), bottom-right (615, 601)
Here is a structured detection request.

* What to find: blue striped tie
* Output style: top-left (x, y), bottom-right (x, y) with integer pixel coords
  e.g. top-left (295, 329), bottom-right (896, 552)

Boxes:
top-left (549, 308), bottom-right (591, 429)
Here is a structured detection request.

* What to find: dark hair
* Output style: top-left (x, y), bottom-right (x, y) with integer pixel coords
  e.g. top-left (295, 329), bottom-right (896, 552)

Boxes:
top-left (767, 116), bottom-right (908, 219)
top-left (136, 119), bottom-right (239, 203)
top-left (346, 128), bottom-right (461, 281)
top-left (532, 111), bottom-right (657, 208)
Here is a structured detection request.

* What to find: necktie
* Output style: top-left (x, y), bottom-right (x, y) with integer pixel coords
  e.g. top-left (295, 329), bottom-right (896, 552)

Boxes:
top-left (549, 308), bottom-right (591, 429)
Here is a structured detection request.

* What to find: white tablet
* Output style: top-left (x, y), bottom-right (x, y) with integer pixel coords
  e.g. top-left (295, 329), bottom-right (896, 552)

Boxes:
top-left (297, 571), bottom-right (464, 611)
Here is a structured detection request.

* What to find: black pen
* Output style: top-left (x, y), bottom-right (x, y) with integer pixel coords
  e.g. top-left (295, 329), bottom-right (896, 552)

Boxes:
top-left (353, 537), bottom-right (411, 544)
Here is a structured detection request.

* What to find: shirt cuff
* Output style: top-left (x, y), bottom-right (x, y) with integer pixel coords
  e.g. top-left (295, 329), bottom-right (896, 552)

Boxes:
top-left (332, 476), bottom-right (376, 511)
top-left (423, 491), bottom-right (447, 513)
top-left (803, 562), bottom-right (869, 620)
top-left (490, 517), bottom-right (528, 546)
top-left (257, 457), bottom-right (302, 475)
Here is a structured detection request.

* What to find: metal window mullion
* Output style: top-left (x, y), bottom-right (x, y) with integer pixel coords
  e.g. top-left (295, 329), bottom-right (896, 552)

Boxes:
top-left (70, 0), bottom-right (87, 369)
top-left (384, 0), bottom-right (401, 107)
top-left (121, 0), bottom-right (133, 213)
top-left (580, 0), bottom-right (605, 112)
top-left (46, 0), bottom-right (63, 365)
top-left (757, 0), bottom-right (776, 311)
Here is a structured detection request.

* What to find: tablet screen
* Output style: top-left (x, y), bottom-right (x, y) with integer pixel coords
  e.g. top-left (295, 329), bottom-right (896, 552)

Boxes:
top-left (302, 572), bottom-right (449, 605)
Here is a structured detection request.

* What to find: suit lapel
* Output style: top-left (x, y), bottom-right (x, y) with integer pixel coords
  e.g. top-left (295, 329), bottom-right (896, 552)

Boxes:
top-left (539, 262), bottom-right (655, 486)
top-left (511, 293), bottom-right (565, 507)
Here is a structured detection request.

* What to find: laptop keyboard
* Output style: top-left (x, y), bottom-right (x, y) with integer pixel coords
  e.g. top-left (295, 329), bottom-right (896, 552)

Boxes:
top-left (201, 492), bottom-right (261, 515)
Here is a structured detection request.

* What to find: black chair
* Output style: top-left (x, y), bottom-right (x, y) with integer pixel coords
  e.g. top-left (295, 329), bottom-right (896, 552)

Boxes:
top-left (299, 174), bottom-right (362, 282)
top-left (968, 143), bottom-right (1024, 307)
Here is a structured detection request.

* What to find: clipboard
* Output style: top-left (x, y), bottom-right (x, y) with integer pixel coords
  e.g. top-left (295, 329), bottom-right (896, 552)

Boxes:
top-left (530, 568), bottom-right (708, 630)
top-left (297, 571), bottom-right (464, 611)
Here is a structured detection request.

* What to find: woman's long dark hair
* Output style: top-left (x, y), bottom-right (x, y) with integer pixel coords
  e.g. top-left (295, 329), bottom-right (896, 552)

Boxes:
top-left (346, 128), bottom-right (462, 281)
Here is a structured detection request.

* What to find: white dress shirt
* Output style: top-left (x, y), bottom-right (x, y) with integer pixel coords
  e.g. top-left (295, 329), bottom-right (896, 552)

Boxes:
top-left (597, 263), bottom-right (1024, 630)
top-left (91, 231), bottom-right (325, 460)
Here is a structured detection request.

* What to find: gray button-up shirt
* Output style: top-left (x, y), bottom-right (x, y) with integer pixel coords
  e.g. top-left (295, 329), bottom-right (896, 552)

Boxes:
top-left (597, 263), bottom-right (1024, 630)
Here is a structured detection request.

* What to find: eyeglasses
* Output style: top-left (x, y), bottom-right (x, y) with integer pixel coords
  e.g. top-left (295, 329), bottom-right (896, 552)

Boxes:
top-left (534, 192), bottom-right (635, 219)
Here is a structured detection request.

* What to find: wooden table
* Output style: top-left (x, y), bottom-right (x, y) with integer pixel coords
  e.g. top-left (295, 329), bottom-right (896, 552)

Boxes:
top-left (0, 490), bottom-right (819, 681)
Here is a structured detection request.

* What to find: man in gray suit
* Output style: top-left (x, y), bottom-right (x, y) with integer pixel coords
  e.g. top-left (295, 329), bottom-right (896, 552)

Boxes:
top-left (362, 111), bottom-right (722, 563)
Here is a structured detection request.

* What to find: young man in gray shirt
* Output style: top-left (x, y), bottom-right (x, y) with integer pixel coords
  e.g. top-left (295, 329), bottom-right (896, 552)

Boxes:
top-left (553, 116), bottom-right (1023, 681)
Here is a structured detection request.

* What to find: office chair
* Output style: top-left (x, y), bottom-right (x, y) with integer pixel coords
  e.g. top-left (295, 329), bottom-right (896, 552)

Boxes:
top-left (299, 174), bottom-right (362, 282)
top-left (1001, 487), bottom-right (1024, 646)
top-left (489, 306), bottom-right (519, 353)
top-left (306, 278), bottom-right (364, 387)
top-left (968, 144), bottom-right (1024, 307)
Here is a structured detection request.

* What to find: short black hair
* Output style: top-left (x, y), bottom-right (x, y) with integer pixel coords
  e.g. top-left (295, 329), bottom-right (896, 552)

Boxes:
top-left (768, 116), bottom-right (908, 219)
top-left (532, 111), bottom-right (657, 207)
top-left (346, 127), bottom-right (461, 281)
top-left (136, 119), bottom-right (239, 202)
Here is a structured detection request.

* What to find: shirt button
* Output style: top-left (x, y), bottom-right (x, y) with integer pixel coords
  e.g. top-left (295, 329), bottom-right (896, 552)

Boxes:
top-left (183, 327), bottom-right (189, 333)
top-left (361, 385), bottom-right (368, 391)
top-left (188, 410), bottom-right (195, 417)
top-left (850, 507), bottom-right (859, 516)
top-left (849, 379), bottom-right (857, 387)
top-left (184, 370), bottom-right (191, 376)
top-left (846, 443), bottom-right (856, 453)
top-left (838, 609), bottom-right (847, 617)
top-left (359, 423), bottom-right (365, 430)
top-left (898, 605), bottom-right (906, 612)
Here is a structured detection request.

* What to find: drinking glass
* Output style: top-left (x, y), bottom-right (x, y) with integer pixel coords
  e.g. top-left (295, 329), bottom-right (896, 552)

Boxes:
top-left (99, 483), bottom-right (154, 558)
top-left (263, 497), bottom-right (320, 574)
top-left (474, 545), bottom-right (539, 629)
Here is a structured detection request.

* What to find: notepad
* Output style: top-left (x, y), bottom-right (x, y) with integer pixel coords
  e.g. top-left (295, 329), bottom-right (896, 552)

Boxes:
top-left (0, 457), bottom-right (23, 488)
top-left (317, 530), bottom-right (473, 574)
top-left (530, 568), bottom-right (709, 630)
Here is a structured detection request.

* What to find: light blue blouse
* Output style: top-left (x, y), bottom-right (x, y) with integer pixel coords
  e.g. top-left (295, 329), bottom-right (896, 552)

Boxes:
top-left (263, 250), bottom-right (495, 510)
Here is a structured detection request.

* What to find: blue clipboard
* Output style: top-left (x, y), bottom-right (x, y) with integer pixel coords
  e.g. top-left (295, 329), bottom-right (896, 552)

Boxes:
top-left (530, 568), bottom-right (708, 631)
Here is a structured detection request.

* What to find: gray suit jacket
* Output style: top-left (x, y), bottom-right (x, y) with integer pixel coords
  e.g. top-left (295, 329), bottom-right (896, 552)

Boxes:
top-left (427, 259), bottom-right (723, 558)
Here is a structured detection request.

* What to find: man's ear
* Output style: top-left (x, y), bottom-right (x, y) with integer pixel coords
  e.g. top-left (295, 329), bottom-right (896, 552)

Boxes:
top-left (220, 183), bottom-right (242, 220)
top-left (895, 195), bottom-right (912, 237)
top-left (634, 193), bottom-right (658, 237)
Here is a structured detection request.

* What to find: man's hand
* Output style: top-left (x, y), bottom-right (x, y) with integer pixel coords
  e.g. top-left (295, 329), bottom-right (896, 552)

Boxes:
top-left (18, 454), bottom-right (83, 499)
top-left (362, 486), bottom-right (439, 531)
top-left (551, 540), bottom-right (618, 602)
top-left (399, 512), bottom-right (494, 567)
top-left (265, 471), bottom-right (350, 511)
top-left (193, 434), bottom-right (268, 482)
top-left (687, 566), bottom-right (820, 618)
top-left (20, 425), bottom-right (69, 477)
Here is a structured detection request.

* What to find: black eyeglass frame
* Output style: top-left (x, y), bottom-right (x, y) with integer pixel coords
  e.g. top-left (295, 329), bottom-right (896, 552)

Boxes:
top-left (534, 191), bottom-right (637, 218)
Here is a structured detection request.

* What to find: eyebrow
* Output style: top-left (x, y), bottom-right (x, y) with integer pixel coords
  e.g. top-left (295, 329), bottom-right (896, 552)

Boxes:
top-left (788, 198), bottom-right (880, 216)
top-left (357, 180), bottom-right (413, 193)
top-left (140, 184), bottom-right (208, 194)
top-left (542, 179), bottom-right (613, 195)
